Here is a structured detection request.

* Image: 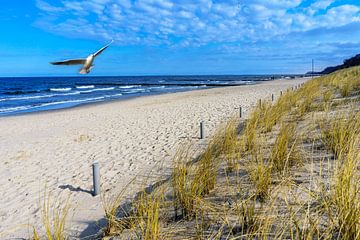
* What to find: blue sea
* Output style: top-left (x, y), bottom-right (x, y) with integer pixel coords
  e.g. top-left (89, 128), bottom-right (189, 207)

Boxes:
top-left (0, 75), bottom-right (301, 116)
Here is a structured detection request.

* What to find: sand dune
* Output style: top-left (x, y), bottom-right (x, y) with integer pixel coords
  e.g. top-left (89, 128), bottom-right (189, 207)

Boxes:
top-left (0, 78), bottom-right (308, 238)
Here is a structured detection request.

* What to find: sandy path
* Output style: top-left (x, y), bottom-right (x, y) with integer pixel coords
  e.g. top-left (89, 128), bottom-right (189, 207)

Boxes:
top-left (0, 78), bottom-right (308, 239)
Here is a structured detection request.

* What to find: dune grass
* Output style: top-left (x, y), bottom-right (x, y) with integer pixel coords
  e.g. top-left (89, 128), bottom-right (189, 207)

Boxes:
top-left (132, 191), bottom-right (164, 240)
top-left (32, 191), bottom-right (70, 240)
top-left (102, 181), bottom-right (134, 236)
top-left (247, 150), bottom-right (272, 201)
top-left (172, 147), bottom-right (200, 220)
top-left (222, 119), bottom-right (241, 172)
top-left (332, 144), bottom-right (360, 240)
top-left (171, 141), bottom-right (220, 220)
top-left (270, 122), bottom-right (301, 173)
top-left (320, 112), bottom-right (360, 158)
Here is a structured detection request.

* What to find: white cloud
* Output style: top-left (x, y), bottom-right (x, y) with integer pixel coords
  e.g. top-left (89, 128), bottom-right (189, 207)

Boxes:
top-left (307, 0), bottom-right (334, 15)
top-left (34, 0), bottom-right (360, 47)
top-left (36, 0), bottom-right (63, 12)
top-left (322, 4), bottom-right (360, 26)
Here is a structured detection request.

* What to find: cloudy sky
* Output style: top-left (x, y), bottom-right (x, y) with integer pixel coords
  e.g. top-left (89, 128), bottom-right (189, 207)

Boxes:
top-left (0, 0), bottom-right (359, 76)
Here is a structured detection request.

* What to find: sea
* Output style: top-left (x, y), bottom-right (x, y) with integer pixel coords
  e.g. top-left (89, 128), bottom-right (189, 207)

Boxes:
top-left (0, 75), bottom-right (302, 116)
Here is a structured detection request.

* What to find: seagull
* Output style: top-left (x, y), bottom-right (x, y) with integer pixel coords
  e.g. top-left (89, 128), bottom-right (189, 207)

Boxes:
top-left (50, 40), bottom-right (113, 74)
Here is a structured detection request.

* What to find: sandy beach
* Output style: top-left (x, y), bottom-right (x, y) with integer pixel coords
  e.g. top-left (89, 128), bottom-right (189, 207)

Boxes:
top-left (0, 78), bottom-right (308, 239)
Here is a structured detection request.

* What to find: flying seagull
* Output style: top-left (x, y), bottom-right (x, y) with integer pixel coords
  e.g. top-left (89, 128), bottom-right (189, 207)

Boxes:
top-left (50, 40), bottom-right (113, 74)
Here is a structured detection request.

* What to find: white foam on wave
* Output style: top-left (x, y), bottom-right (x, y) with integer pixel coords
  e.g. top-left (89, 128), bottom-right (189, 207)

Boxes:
top-left (59, 91), bottom-right (81, 96)
top-left (0, 105), bottom-right (32, 113)
top-left (0, 91), bottom-right (81, 102)
top-left (40, 93), bottom-right (125, 108)
top-left (107, 93), bottom-right (123, 97)
top-left (76, 85), bottom-right (95, 89)
top-left (0, 94), bottom-right (54, 102)
top-left (50, 87), bottom-right (72, 92)
top-left (149, 86), bottom-right (166, 90)
top-left (80, 87), bottom-right (115, 93)
top-left (164, 86), bottom-right (199, 91)
top-left (244, 81), bottom-right (256, 85)
top-left (234, 81), bottom-right (247, 84)
top-left (119, 85), bottom-right (140, 89)
top-left (0, 92), bottom-right (127, 114)
top-left (40, 96), bottom-right (105, 107)
top-left (123, 89), bottom-right (147, 94)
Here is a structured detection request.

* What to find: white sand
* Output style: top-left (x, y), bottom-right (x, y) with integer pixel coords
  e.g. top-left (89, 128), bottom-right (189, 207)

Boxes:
top-left (0, 78), bottom-right (308, 238)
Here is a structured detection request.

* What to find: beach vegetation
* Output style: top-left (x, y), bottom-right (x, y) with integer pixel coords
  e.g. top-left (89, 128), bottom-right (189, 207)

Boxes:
top-left (32, 191), bottom-right (70, 240)
top-left (320, 112), bottom-right (360, 158)
top-left (270, 122), bottom-right (301, 173)
top-left (132, 190), bottom-right (164, 240)
top-left (247, 150), bottom-right (272, 201)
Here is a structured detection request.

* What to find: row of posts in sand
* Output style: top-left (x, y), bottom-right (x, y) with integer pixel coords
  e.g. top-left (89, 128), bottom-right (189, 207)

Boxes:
top-left (91, 82), bottom-right (305, 196)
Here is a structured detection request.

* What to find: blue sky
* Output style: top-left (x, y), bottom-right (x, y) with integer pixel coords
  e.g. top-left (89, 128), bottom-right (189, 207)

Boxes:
top-left (0, 0), bottom-right (359, 76)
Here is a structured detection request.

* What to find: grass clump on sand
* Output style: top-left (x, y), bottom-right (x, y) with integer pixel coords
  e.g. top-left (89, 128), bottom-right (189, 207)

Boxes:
top-left (172, 148), bottom-right (200, 220)
top-left (132, 191), bottom-right (164, 240)
top-left (247, 150), bottom-right (272, 201)
top-left (328, 67), bottom-right (360, 97)
top-left (172, 142), bottom-right (219, 220)
top-left (331, 144), bottom-right (360, 240)
top-left (32, 191), bottom-right (70, 240)
top-left (221, 119), bottom-right (241, 172)
top-left (318, 108), bottom-right (360, 239)
top-left (233, 199), bottom-right (261, 236)
top-left (270, 123), bottom-right (301, 173)
top-left (102, 181), bottom-right (135, 236)
top-left (243, 108), bottom-right (260, 152)
top-left (320, 112), bottom-right (360, 158)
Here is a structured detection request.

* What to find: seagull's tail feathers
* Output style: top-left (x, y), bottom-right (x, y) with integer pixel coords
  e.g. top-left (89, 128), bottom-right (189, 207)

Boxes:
top-left (79, 68), bottom-right (89, 74)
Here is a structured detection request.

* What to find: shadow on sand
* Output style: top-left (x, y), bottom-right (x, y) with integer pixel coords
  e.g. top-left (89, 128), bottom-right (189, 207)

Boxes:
top-left (58, 184), bottom-right (93, 195)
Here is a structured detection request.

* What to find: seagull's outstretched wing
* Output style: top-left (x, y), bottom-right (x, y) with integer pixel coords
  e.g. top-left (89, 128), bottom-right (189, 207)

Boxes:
top-left (93, 40), bottom-right (113, 58)
top-left (50, 59), bottom-right (86, 65)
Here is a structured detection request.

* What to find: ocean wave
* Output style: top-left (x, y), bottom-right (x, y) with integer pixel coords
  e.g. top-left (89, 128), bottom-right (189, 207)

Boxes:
top-left (0, 96), bottom-right (104, 114)
top-left (119, 85), bottom-right (141, 89)
top-left (149, 86), bottom-right (166, 90)
top-left (164, 86), bottom-right (199, 91)
top-left (0, 105), bottom-right (32, 113)
top-left (0, 94), bottom-right (55, 102)
top-left (244, 81), bottom-right (256, 85)
top-left (76, 85), bottom-right (95, 89)
top-left (0, 92), bottom-right (128, 114)
top-left (0, 91), bottom-right (81, 102)
top-left (4, 90), bottom-right (41, 95)
top-left (123, 89), bottom-right (147, 94)
top-left (39, 97), bottom-right (105, 108)
top-left (59, 91), bottom-right (81, 96)
top-left (50, 87), bottom-right (72, 92)
top-left (80, 87), bottom-right (115, 93)
top-left (103, 93), bottom-right (123, 98)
